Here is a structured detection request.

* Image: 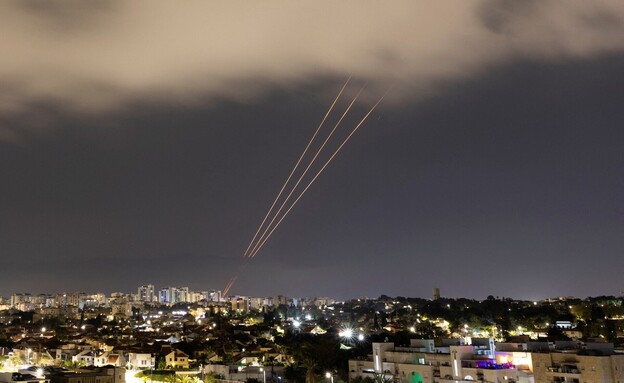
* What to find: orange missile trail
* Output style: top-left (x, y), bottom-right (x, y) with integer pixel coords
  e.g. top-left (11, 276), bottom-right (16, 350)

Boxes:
top-left (249, 92), bottom-right (387, 258)
top-left (223, 275), bottom-right (238, 296)
top-left (222, 255), bottom-right (252, 296)
top-left (242, 77), bottom-right (352, 257)
top-left (247, 84), bottom-right (367, 258)
top-left (223, 276), bottom-right (234, 295)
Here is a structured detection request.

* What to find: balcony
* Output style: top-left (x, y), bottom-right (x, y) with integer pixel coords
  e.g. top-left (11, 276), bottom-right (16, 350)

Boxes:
top-left (545, 366), bottom-right (581, 381)
top-left (549, 378), bottom-right (580, 383)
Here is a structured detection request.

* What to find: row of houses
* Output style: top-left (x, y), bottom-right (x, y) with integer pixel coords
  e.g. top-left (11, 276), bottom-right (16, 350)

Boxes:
top-left (0, 366), bottom-right (125, 383)
top-left (4, 339), bottom-right (188, 370)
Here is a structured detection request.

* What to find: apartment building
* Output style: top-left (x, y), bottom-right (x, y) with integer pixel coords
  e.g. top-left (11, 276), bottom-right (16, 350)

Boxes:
top-left (350, 339), bottom-right (624, 383)
top-left (350, 339), bottom-right (524, 383)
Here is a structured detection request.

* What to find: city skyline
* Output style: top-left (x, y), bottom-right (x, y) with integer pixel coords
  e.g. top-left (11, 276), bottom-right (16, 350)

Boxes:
top-left (2, 284), bottom-right (623, 303)
top-left (1, 2), bottom-right (623, 300)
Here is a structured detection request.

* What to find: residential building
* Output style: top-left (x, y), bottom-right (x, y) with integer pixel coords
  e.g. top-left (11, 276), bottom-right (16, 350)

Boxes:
top-left (531, 344), bottom-right (624, 383)
top-left (350, 339), bottom-right (524, 383)
top-left (231, 297), bottom-right (249, 313)
top-left (350, 339), bottom-right (624, 383)
top-left (73, 350), bottom-right (96, 366)
top-left (165, 350), bottom-right (189, 369)
top-left (137, 285), bottom-right (155, 303)
top-left (127, 353), bottom-right (155, 370)
top-left (94, 352), bottom-right (127, 368)
top-left (48, 367), bottom-right (125, 383)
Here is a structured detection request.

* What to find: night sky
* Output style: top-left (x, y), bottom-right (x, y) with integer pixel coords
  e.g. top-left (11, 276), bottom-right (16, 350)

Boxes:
top-left (1, 1), bottom-right (623, 300)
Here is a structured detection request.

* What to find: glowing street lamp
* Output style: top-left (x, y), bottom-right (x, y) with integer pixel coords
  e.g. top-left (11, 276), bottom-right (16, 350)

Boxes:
top-left (260, 368), bottom-right (266, 383)
top-left (325, 372), bottom-right (334, 383)
top-left (338, 327), bottom-right (354, 341)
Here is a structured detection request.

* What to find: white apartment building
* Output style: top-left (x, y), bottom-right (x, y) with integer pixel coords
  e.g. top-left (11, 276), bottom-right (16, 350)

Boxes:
top-left (350, 339), bottom-right (624, 383)
top-left (350, 339), bottom-right (530, 383)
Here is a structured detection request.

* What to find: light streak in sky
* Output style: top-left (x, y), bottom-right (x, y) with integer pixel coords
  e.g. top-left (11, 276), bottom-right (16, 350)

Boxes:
top-left (247, 83), bottom-right (367, 258)
top-left (242, 77), bottom-right (352, 257)
top-left (223, 274), bottom-right (238, 296)
top-left (248, 92), bottom-right (387, 258)
top-left (223, 81), bottom-right (388, 295)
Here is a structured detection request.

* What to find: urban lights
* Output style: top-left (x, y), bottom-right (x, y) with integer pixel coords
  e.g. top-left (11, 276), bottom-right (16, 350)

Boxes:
top-left (339, 327), bottom-right (365, 343)
top-left (338, 328), bottom-right (353, 339)
top-left (325, 372), bottom-right (334, 383)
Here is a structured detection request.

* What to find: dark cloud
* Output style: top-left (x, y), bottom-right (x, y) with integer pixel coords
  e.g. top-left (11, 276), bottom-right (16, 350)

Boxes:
top-left (1, 1), bottom-right (624, 140)
top-left (13, 0), bottom-right (115, 27)
top-left (478, 0), bottom-right (539, 35)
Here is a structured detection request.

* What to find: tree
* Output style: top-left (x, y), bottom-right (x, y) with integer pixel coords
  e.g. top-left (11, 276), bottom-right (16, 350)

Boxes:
top-left (38, 354), bottom-right (54, 366)
top-left (10, 353), bottom-right (23, 367)
top-left (547, 326), bottom-right (570, 341)
top-left (287, 335), bottom-right (341, 383)
top-left (300, 354), bottom-right (318, 383)
top-left (63, 360), bottom-right (87, 370)
top-left (373, 371), bottom-right (392, 383)
top-left (604, 320), bottom-right (617, 342)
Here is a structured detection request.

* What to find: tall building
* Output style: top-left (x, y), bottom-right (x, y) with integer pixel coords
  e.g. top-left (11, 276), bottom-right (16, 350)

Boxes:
top-left (158, 286), bottom-right (190, 304)
top-left (231, 296), bottom-right (249, 313)
top-left (176, 287), bottom-right (189, 303)
top-left (10, 293), bottom-right (32, 310)
top-left (271, 295), bottom-right (288, 307)
top-left (208, 290), bottom-right (222, 302)
top-left (314, 297), bottom-right (334, 307)
top-left (138, 284), bottom-right (156, 302)
top-left (158, 287), bottom-right (173, 304)
top-left (433, 288), bottom-right (441, 300)
top-left (189, 291), bottom-right (208, 303)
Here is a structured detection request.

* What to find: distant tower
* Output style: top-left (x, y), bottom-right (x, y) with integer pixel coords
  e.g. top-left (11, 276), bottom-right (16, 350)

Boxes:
top-left (433, 287), bottom-right (440, 300)
top-left (138, 284), bottom-right (155, 302)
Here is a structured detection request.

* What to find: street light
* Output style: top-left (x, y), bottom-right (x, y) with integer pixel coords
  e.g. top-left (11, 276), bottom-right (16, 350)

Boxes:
top-left (325, 372), bottom-right (333, 383)
top-left (260, 368), bottom-right (266, 383)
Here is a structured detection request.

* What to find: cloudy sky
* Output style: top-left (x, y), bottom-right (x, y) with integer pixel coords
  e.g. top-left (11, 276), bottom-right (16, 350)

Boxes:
top-left (1, 1), bottom-right (623, 300)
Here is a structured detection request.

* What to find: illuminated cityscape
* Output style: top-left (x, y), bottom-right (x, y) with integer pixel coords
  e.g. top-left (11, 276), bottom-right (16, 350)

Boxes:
top-left (2, 2), bottom-right (624, 383)
top-left (1, 289), bottom-right (624, 383)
